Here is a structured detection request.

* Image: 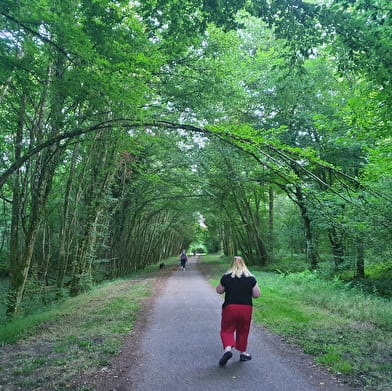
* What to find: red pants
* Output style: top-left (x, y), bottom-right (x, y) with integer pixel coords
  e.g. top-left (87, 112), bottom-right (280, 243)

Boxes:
top-left (220, 304), bottom-right (252, 352)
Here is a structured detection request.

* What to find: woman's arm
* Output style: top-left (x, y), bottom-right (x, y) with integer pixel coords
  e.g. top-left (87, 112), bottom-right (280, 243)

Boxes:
top-left (252, 284), bottom-right (261, 298)
top-left (216, 283), bottom-right (225, 294)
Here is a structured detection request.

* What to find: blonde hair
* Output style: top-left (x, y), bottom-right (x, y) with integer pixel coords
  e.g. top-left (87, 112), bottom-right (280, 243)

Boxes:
top-left (227, 256), bottom-right (253, 278)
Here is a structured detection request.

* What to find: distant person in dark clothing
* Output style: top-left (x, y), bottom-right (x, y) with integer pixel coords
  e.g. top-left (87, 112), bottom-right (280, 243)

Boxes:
top-left (180, 250), bottom-right (188, 270)
top-left (216, 256), bottom-right (261, 367)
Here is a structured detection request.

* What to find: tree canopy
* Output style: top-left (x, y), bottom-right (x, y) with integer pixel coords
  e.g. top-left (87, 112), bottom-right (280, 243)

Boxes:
top-left (1, 0), bottom-right (391, 316)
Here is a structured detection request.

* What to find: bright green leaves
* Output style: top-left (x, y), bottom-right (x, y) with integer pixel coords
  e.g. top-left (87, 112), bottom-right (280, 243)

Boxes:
top-left (362, 138), bottom-right (392, 185)
top-left (138, 0), bottom-right (246, 39)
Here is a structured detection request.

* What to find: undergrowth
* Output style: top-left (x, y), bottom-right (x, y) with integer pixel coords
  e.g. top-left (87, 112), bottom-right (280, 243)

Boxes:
top-left (202, 255), bottom-right (392, 391)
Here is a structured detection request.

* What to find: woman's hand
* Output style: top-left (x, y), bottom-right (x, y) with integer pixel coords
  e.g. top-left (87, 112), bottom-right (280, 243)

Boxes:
top-left (252, 284), bottom-right (261, 298)
top-left (216, 283), bottom-right (225, 294)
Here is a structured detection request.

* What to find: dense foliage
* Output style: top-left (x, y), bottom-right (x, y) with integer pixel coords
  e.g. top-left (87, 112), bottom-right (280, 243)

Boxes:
top-left (1, 0), bottom-right (391, 317)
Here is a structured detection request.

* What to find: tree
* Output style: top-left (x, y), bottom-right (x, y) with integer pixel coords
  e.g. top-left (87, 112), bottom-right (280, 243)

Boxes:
top-left (1, 0), bottom-right (247, 315)
top-left (2, 0), bottom-right (392, 317)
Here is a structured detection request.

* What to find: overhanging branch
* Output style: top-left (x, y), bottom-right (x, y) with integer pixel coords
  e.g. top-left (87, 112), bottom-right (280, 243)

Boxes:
top-left (1, 119), bottom-right (385, 206)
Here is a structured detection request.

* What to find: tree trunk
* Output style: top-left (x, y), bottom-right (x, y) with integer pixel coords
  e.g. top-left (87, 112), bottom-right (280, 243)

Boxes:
top-left (69, 134), bottom-right (116, 296)
top-left (328, 227), bottom-right (345, 267)
top-left (7, 145), bottom-right (61, 316)
top-left (231, 189), bottom-right (269, 265)
top-left (8, 227), bottom-right (41, 315)
top-left (295, 186), bottom-right (318, 269)
top-left (7, 93), bottom-right (25, 316)
top-left (39, 223), bottom-right (51, 287)
top-left (268, 186), bottom-right (274, 254)
top-left (57, 144), bottom-right (79, 290)
top-left (356, 241), bottom-right (365, 278)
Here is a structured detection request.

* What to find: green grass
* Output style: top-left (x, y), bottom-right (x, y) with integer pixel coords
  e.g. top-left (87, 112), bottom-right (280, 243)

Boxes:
top-left (0, 263), bottom-right (166, 391)
top-left (0, 311), bottom-right (54, 344)
top-left (316, 345), bottom-right (353, 374)
top-left (201, 254), bottom-right (392, 391)
top-left (260, 254), bottom-right (308, 273)
top-left (0, 256), bottom-right (179, 326)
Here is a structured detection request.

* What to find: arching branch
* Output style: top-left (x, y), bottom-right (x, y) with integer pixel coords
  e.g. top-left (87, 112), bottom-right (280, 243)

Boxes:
top-left (1, 13), bottom-right (77, 65)
top-left (0, 118), bottom-right (382, 207)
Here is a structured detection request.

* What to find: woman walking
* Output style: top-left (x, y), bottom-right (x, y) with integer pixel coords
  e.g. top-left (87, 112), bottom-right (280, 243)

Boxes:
top-left (216, 256), bottom-right (261, 367)
top-left (179, 250), bottom-right (188, 270)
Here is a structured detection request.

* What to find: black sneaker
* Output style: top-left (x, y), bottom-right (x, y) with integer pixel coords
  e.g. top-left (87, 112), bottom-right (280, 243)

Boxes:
top-left (240, 353), bottom-right (252, 362)
top-left (219, 351), bottom-right (233, 367)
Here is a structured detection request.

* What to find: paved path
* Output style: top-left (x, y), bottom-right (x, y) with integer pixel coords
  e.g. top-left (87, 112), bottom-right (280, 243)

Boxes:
top-left (127, 257), bottom-right (356, 391)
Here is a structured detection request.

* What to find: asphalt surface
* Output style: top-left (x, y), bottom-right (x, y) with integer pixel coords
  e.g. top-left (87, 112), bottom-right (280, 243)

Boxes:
top-left (127, 257), bottom-right (357, 391)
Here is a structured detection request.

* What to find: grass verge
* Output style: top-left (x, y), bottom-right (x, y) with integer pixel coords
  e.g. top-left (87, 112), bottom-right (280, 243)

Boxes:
top-left (199, 255), bottom-right (392, 391)
top-left (0, 261), bottom-right (172, 391)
